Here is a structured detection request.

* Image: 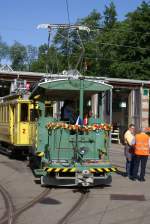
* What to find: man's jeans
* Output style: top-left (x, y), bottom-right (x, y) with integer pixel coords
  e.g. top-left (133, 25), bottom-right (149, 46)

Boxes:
top-left (133, 155), bottom-right (148, 179)
top-left (126, 155), bottom-right (134, 177)
top-left (124, 145), bottom-right (134, 177)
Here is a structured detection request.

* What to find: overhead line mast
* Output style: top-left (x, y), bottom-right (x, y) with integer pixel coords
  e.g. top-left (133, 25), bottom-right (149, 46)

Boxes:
top-left (37, 23), bottom-right (90, 72)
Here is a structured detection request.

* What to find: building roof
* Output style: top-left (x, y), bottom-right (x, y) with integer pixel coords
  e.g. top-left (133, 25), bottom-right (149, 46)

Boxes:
top-left (0, 64), bottom-right (14, 72)
top-left (0, 70), bottom-right (150, 88)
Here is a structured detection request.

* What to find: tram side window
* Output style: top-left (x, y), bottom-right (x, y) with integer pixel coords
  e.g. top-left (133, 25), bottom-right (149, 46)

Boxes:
top-left (7, 105), bottom-right (9, 122)
top-left (14, 105), bottom-right (17, 123)
top-left (30, 109), bottom-right (41, 121)
top-left (20, 104), bottom-right (28, 122)
top-left (45, 103), bottom-right (53, 117)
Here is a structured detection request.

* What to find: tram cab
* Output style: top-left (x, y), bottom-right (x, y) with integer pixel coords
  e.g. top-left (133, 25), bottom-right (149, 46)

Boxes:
top-left (0, 95), bottom-right (38, 156)
top-left (29, 74), bottom-right (116, 187)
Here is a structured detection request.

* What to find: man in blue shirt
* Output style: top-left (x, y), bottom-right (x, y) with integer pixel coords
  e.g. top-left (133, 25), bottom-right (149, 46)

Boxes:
top-left (61, 100), bottom-right (76, 124)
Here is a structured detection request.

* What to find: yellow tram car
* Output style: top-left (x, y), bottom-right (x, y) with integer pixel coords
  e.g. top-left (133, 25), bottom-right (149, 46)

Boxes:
top-left (0, 94), bottom-right (37, 157)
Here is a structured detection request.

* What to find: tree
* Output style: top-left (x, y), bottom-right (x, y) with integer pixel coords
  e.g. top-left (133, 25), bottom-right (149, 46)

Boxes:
top-left (31, 44), bottom-right (48, 72)
top-left (53, 10), bottom-right (102, 72)
top-left (30, 1), bottom-right (150, 80)
top-left (103, 1), bottom-right (117, 28)
top-left (0, 35), bottom-right (9, 64)
top-left (9, 41), bottom-right (27, 71)
top-left (109, 1), bottom-right (150, 79)
top-left (31, 44), bottom-right (62, 73)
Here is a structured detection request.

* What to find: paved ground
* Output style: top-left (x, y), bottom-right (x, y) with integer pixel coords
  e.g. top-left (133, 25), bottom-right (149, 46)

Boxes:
top-left (1, 143), bottom-right (150, 224)
top-left (17, 144), bottom-right (150, 224)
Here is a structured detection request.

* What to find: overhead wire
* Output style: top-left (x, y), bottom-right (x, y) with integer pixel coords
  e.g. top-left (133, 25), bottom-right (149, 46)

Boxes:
top-left (65, 0), bottom-right (87, 71)
top-left (89, 26), bottom-right (150, 36)
top-left (91, 41), bottom-right (150, 51)
top-left (65, 0), bottom-right (71, 27)
top-left (52, 24), bottom-right (150, 69)
top-left (58, 53), bottom-right (150, 66)
top-left (80, 38), bottom-right (150, 51)
top-left (65, 0), bottom-right (71, 69)
top-left (0, 18), bottom-right (149, 69)
top-left (0, 25), bottom-right (149, 52)
top-left (43, 25), bottom-right (149, 72)
top-left (46, 27), bottom-right (51, 73)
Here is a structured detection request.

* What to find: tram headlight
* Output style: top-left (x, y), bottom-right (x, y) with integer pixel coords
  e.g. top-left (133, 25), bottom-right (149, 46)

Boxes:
top-left (79, 147), bottom-right (88, 155)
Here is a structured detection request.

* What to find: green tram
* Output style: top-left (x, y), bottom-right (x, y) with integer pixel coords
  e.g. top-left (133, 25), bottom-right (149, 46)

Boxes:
top-left (30, 75), bottom-right (116, 187)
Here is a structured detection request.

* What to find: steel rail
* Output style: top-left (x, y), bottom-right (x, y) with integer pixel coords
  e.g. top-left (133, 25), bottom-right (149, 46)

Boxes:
top-left (0, 186), bottom-right (51, 224)
top-left (57, 190), bottom-right (90, 224)
top-left (14, 188), bottom-right (51, 218)
top-left (0, 184), bottom-right (14, 224)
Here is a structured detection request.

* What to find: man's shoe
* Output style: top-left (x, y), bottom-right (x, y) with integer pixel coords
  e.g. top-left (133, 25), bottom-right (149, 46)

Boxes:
top-left (139, 177), bottom-right (145, 182)
top-left (129, 177), bottom-right (136, 181)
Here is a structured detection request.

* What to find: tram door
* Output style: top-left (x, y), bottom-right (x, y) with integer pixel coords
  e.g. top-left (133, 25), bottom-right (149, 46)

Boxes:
top-left (19, 103), bottom-right (30, 145)
top-left (29, 104), bottom-right (39, 146)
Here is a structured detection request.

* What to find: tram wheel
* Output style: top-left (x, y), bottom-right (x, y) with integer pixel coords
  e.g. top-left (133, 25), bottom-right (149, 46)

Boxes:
top-left (29, 155), bottom-right (41, 170)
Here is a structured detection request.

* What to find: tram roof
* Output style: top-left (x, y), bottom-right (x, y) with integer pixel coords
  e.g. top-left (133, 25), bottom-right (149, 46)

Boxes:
top-left (0, 93), bottom-right (31, 103)
top-left (29, 77), bottom-right (112, 100)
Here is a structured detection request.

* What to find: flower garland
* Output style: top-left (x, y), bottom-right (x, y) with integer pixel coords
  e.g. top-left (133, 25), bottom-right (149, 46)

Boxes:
top-left (46, 122), bottom-right (112, 132)
top-left (144, 127), bottom-right (150, 133)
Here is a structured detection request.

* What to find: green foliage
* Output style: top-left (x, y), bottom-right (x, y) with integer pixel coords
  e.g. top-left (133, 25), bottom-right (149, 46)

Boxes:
top-left (109, 1), bottom-right (150, 79)
top-left (103, 1), bottom-right (117, 28)
top-left (1, 1), bottom-right (150, 80)
top-left (9, 41), bottom-right (27, 71)
top-left (0, 35), bottom-right (9, 63)
top-left (79, 9), bottom-right (102, 28)
top-left (31, 44), bottom-right (64, 73)
top-left (31, 44), bottom-right (48, 72)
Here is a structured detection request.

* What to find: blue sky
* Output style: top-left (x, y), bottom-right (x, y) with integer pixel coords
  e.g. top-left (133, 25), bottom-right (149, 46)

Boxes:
top-left (0, 0), bottom-right (149, 47)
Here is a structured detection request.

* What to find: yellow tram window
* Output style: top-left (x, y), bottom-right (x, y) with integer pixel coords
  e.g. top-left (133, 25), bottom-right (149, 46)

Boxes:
top-left (0, 106), bottom-right (1, 122)
top-left (2, 106), bottom-right (3, 122)
top-left (5, 106), bottom-right (7, 122)
top-left (20, 103), bottom-right (28, 122)
top-left (4, 106), bottom-right (6, 122)
top-left (14, 105), bottom-right (18, 123)
top-left (7, 105), bottom-right (9, 122)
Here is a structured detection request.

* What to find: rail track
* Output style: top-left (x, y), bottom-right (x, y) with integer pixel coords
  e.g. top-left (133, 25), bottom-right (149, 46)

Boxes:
top-left (1, 146), bottom-right (150, 224)
top-left (0, 184), bottom-right (14, 224)
top-left (0, 183), bottom-right (90, 224)
top-left (57, 189), bottom-right (90, 224)
top-left (0, 184), bottom-right (51, 224)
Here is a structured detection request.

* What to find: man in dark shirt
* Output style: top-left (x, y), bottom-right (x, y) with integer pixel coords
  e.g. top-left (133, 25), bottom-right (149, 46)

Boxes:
top-left (61, 100), bottom-right (76, 124)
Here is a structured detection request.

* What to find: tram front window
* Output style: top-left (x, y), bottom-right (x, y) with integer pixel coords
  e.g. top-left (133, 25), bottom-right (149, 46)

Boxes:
top-left (20, 103), bottom-right (28, 122)
top-left (45, 102), bottom-right (53, 117)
